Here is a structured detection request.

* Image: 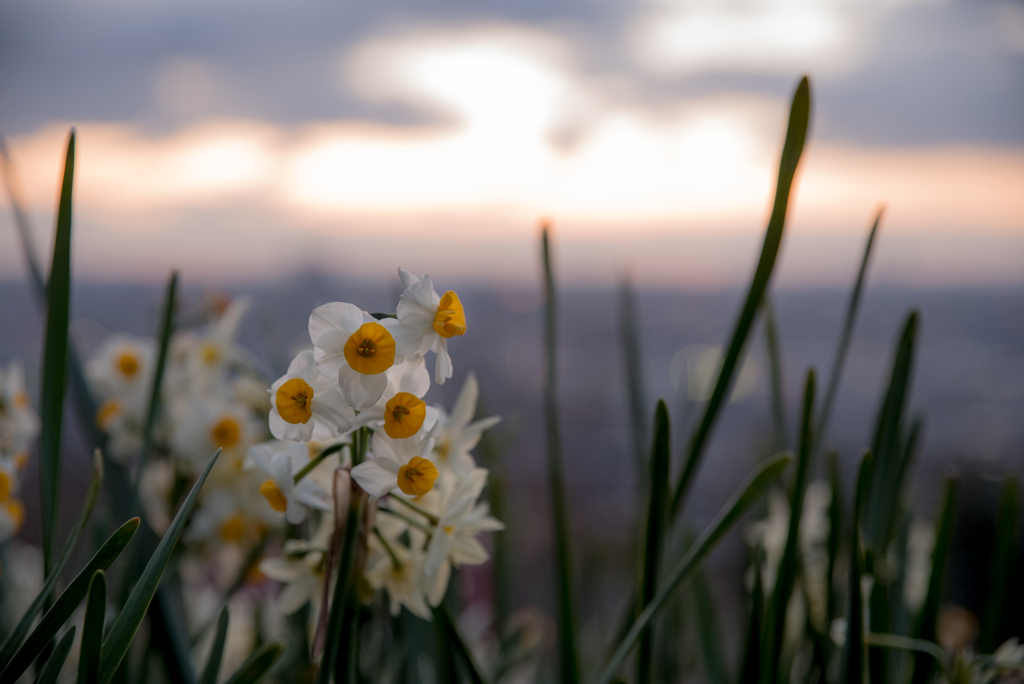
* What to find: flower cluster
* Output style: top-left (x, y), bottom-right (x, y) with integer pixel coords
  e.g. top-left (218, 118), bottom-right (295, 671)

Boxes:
top-left (86, 298), bottom-right (277, 551)
top-left (0, 361), bottom-right (38, 543)
top-left (256, 268), bottom-right (502, 622)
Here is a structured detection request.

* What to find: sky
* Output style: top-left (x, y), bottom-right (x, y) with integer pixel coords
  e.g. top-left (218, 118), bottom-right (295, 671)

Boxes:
top-left (0, 0), bottom-right (1022, 287)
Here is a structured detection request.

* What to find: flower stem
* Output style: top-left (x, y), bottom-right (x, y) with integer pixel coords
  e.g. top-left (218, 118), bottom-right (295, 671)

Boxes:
top-left (373, 527), bottom-right (403, 571)
top-left (294, 443), bottom-right (347, 485)
top-left (389, 495), bottom-right (439, 525)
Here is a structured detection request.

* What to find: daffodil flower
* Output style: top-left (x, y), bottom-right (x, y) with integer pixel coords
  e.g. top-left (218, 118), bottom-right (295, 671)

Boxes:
top-left (269, 350), bottom-right (355, 441)
top-left (351, 429), bottom-right (440, 499)
top-left (352, 355), bottom-right (439, 440)
top-left (172, 399), bottom-right (262, 471)
top-left (259, 551), bottom-right (326, 615)
top-left (396, 268), bottom-right (467, 384)
top-left (248, 441), bottom-right (332, 524)
top-left (309, 302), bottom-right (418, 410)
top-left (424, 468), bottom-right (504, 577)
top-left (366, 531), bottom-right (434, 619)
top-left (432, 372), bottom-right (500, 477)
top-left (86, 334), bottom-right (155, 398)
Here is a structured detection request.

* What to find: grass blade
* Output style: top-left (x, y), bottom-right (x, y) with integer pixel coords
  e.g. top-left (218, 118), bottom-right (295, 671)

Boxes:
top-left (863, 312), bottom-right (919, 553)
top-left (39, 129), bottom-right (76, 575)
top-left (596, 453), bottom-right (792, 684)
top-left (77, 570), bottom-right (106, 684)
top-left (0, 450), bottom-right (102, 670)
top-left (36, 625), bottom-right (76, 684)
top-left (541, 225), bottom-right (580, 684)
top-left (826, 452), bottom-right (842, 624)
top-left (841, 451), bottom-right (873, 684)
top-left (619, 277), bottom-right (648, 480)
top-left (0, 136), bottom-right (46, 294)
top-left (198, 607), bottom-right (230, 684)
top-left (815, 209), bottom-right (883, 452)
top-left (98, 448), bottom-right (223, 684)
top-left (762, 296), bottom-right (789, 450)
top-left (223, 643), bottom-right (282, 684)
top-left (433, 605), bottom-right (490, 684)
top-left (739, 547), bottom-right (765, 684)
top-left (637, 400), bottom-right (670, 684)
top-left (979, 476), bottom-right (1018, 653)
top-left (671, 76), bottom-right (811, 519)
top-left (134, 270), bottom-right (178, 485)
top-left (692, 568), bottom-right (729, 684)
top-left (762, 370), bottom-right (816, 684)
top-left (910, 475), bottom-right (957, 684)
top-left (0, 518), bottom-right (139, 682)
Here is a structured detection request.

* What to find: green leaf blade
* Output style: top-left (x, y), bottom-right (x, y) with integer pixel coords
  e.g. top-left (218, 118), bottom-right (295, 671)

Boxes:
top-left (77, 570), bottom-right (106, 684)
top-left (134, 270), bottom-right (178, 485)
top-left (762, 370), bottom-right (816, 684)
top-left (0, 450), bottom-right (102, 670)
top-left (224, 643), bottom-right (282, 684)
top-left (541, 226), bottom-right (580, 684)
top-left (671, 75), bottom-right (811, 519)
top-left (0, 517), bottom-right (139, 683)
top-left (636, 400), bottom-right (670, 684)
top-left (98, 448), bottom-right (223, 684)
top-left (36, 625), bottom-right (77, 684)
top-left (198, 607), bottom-right (230, 684)
top-left (432, 605), bottom-right (490, 684)
top-left (39, 129), bottom-right (76, 575)
top-left (979, 476), bottom-right (1018, 653)
top-left (596, 453), bottom-right (792, 684)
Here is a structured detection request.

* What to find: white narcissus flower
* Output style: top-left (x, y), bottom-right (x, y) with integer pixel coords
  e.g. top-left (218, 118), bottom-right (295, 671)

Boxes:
top-left (0, 361), bottom-right (40, 465)
top-left (309, 303), bottom-right (418, 411)
top-left (259, 552), bottom-right (326, 615)
top-left (352, 355), bottom-right (439, 440)
top-left (351, 429), bottom-right (440, 499)
top-left (86, 334), bottom-right (155, 398)
top-left (397, 268), bottom-right (466, 384)
top-left (247, 441), bottom-right (332, 524)
top-left (424, 468), bottom-right (504, 577)
top-left (433, 372), bottom-right (499, 477)
top-left (172, 399), bottom-right (263, 472)
top-left (365, 539), bottom-right (432, 620)
top-left (269, 350), bottom-right (355, 441)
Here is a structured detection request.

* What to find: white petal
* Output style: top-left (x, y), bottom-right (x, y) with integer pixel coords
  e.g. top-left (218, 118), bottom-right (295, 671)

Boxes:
top-left (351, 460), bottom-right (399, 498)
top-left (309, 302), bottom-right (362, 346)
top-left (450, 373), bottom-right (478, 428)
top-left (310, 385), bottom-right (355, 436)
top-left (381, 318), bottom-right (420, 357)
top-left (424, 528), bottom-right (453, 577)
top-left (339, 366), bottom-right (387, 411)
top-left (393, 355), bottom-right (430, 397)
top-left (270, 408), bottom-right (314, 441)
top-left (278, 575), bottom-right (318, 614)
top-left (426, 560), bottom-right (451, 607)
top-left (259, 557), bottom-right (302, 582)
top-left (434, 340), bottom-right (452, 384)
top-left (286, 498), bottom-right (307, 525)
top-left (288, 349), bottom-right (318, 379)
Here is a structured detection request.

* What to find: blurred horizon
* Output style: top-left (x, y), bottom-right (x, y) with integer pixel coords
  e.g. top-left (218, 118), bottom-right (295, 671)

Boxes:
top-left (1, 0), bottom-right (1022, 287)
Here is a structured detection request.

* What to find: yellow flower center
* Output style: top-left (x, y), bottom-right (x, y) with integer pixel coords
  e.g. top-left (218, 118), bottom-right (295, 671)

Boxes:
top-left (13, 393), bottom-right (28, 408)
top-left (433, 291), bottom-right (466, 338)
top-left (0, 472), bottom-right (10, 500)
top-left (219, 514), bottom-right (246, 542)
top-left (201, 343), bottom-right (219, 365)
top-left (6, 500), bottom-right (25, 532)
top-left (384, 392), bottom-right (427, 439)
top-left (259, 479), bottom-right (289, 512)
top-left (276, 378), bottom-right (314, 424)
top-left (117, 352), bottom-right (139, 378)
top-left (211, 417), bottom-right (241, 449)
top-left (396, 456), bottom-right (439, 497)
top-left (343, 322), bottom-right (396, 375)
top-left (14, 453), bottom-right (28, 470)
top-left (96, 400), bottom-right (121, 430)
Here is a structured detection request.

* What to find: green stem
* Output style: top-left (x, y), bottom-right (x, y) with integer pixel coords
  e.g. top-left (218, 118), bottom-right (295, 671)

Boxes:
top-left (373, 528), bottom-right (403, 571)
top-left (377, 505), bottom-right (433, 536)
top-left (389, 495), bottom-right (439, 525)
top-left (294, 443), bottom-right (347, 485)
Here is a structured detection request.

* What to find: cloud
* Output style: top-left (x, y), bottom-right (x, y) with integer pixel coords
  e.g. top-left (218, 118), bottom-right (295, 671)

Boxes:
top-left (1, 23), bottom-right (1021, 285)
